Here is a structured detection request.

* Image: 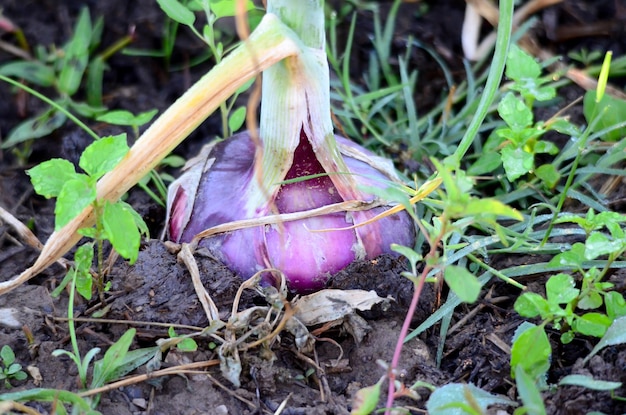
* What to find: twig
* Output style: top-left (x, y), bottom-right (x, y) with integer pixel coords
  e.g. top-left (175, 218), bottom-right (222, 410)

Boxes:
top-left (191, 199), bottom-right (384, 243)
top-left (0, 401), bottom-right (43, 415)
top-left (78, 360), bottom-right (219, 398)
top-left (206, 373), bottom-right (261, 411)
top-left (178, 243), bottom-right (220, 321)
top-left (51, 316), bottom-right (204, 331)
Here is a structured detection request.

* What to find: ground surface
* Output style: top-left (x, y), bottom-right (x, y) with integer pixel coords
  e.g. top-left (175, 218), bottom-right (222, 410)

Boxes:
top-left (1, 1), bottom-right (626, 414)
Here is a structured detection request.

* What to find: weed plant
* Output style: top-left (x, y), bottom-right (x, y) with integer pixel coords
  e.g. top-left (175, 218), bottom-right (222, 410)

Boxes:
top-left (0, 346), bottom-right (27, 389)
top-left (325, 1), bottom-right (626, 414)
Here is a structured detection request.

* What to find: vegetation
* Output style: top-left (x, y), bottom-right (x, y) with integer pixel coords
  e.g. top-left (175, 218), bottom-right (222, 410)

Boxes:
top-left (0, 346), bottom-right (27, 389)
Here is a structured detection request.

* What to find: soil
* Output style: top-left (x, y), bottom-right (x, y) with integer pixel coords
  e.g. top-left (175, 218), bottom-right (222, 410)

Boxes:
top-left (1, 1), bottom-right (626, 414)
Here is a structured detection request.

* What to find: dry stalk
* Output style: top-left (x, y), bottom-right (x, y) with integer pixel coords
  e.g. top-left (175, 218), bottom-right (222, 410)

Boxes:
top-left (178, 243), bottom-right (220, 321)
top-left (463, 0), bottom-right (563, 61)
top-left (78, 360), bottom-right (219, 398)
top-left (191, 199), bottom-right (383, 243)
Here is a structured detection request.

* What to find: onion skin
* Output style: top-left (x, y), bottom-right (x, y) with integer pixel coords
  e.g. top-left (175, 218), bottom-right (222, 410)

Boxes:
top-left (166, 131), bottom-right (415, 292)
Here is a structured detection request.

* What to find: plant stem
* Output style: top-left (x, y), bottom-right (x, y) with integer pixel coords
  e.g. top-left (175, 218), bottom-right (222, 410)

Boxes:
top-left (92, 201), bottom-right (106, 302)
top-left (451, 0), bottom-right (514, 164)
top-left (253, 0), bottom-right (365, 216)
top-left (0, 74), bottom-right (99, 141)
top-left (66, 270), bottom-right (86, 388)
top-left (384, 219), bottom-right (446, 414)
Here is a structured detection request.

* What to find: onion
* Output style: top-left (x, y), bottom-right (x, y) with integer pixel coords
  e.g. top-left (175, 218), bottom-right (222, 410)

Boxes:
top-left (165, 0), bottom-right (416, 292)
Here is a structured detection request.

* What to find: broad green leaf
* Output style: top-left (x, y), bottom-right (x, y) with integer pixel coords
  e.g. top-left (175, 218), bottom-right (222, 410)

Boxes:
top-left (510, 79), bottom-right (556, 102)
top-left (391, 244), bottom-right (423, 268)
top-left (506, 44), bottom-right (541, 81)
top-left (546, 273), bottom-right (579, 305)
top-left (79, 134), bottom-right (129, 179)
top-left (0, 345), bottom-right (15, 365)
top-left (67, 100), bottom-right (107, 118)
top-left (210, 0), bottom-right (255, 19)
top-left (168, 326), bottom-right (177, 337)
top-left (55, 176), bottom-right (96, 230)
top-left (467, 151), bottom-right (501, 176)
top-left (75, 271), bottom-right (93, 301)
top-left (548, 118), bottom-right (581, 137)
top-left (27, 159), bottom-right (78, 198)
top-left (161, 155), bottom-right (186, 168)
top-left (515, 365), bottom-right (547, 415)
top-left (102, 201), bottom-right (141, 263)
top-left (560, 331), bottom-right (575, 344)
top-left (351, 381), bottom-right (382, 415)
top-left (97, 109), bottom-right (158, 127)
top-left (0, 61), bottom-right (55, 86)
top-left (584, 316), bottom-right (626, 363)
top-left (533, 140), bottom-right (558, 155)
top-left (426, 383), bottom-right (514, 415)
top-left (443, 266), bottom-right (481, 304)
top-left (498, 92), bottom-right (533, 131)
top-left (74, 243), bottom-right (94, 300)
top-left (514, 293), bottom-right (550, 319)
top-left (121, 200), bottom-right (150, 238)
top-left (575, 312), bottom-right (611, 337)
top-left (554, 214), bottom-right (590, 227)
top-left (177, 338), bottom-right (198, 352)
top-left (535, 164), bottom-right (560, 189)
top-left (583, 90), bottom-right (626, 142)
top-left (77, 227), bottom-right (98, 238)
top-left (91, 329), bottom-right (136, 389)
top-left (510, 325), bottom-right (551, 380)
top-left (578, 291), bottom-right (603, 310)
top-left (58, 8), bottom-right (92, 95)
top-left (96, 110), bottom-right (136, 125)
top-left (228, 106), bottom-right (246, 133)
top-left (501, 146), bottom-right (534, 182)
top-left (548, 243), bottom-right (585, 269)
top-left (463, 198), bottom-right (523, 221)
top-left (11, 368), bottom-right (27, 380)
top-left (559, 374), bottom-right (622, 391)
top-left (606, 221), bottom-right (625, 240)
top-left (605, 292), bottom-right (626, 320)
top-left (585, 232), bottom-right (623, 260)
top-left (2, 110), bottom-right (67, 148)
top-left (156, 0), bottom-right (196, 25)
top-left (591, 211), bottom-right (626, 230)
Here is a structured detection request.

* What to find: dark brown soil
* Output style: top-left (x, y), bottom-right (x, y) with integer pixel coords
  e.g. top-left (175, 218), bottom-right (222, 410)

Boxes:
top-left (1, 1), bottom-right (626, 414)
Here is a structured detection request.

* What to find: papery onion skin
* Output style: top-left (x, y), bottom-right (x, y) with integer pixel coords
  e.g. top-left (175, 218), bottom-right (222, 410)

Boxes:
top-left (166, 131), bottom-right (415, 292)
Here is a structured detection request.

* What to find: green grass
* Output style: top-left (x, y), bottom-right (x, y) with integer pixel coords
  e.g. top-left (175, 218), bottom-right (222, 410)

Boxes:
top-left (326, 0), bottom-right (626, 413)
top-left (2, 0), bottom-right (626, 414)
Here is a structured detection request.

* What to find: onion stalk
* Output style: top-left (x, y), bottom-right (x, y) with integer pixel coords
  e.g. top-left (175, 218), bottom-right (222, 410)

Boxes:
top-left (166, 0), bottom-right (416, 292)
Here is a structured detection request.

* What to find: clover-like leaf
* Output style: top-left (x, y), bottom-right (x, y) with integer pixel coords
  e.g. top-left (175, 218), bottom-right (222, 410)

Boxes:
top-left (27, 159), bottom-right (78, 198)
top-left (55, 176), bottom-right (96, 230)
top-left (546, 273), bottom-right (579, 305)
top-left (79, 134), bottom-right (129, 180)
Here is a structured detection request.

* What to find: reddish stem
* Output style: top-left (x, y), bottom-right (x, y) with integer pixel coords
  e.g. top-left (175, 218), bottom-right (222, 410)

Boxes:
top-left (384, 221), bottom-right (445, 414)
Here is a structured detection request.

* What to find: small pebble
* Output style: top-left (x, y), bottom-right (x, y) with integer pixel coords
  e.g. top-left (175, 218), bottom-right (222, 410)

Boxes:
top-left (132, 398), bottom-right (147, 409)
top-left (213, 405), bottom-right (228, 415)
